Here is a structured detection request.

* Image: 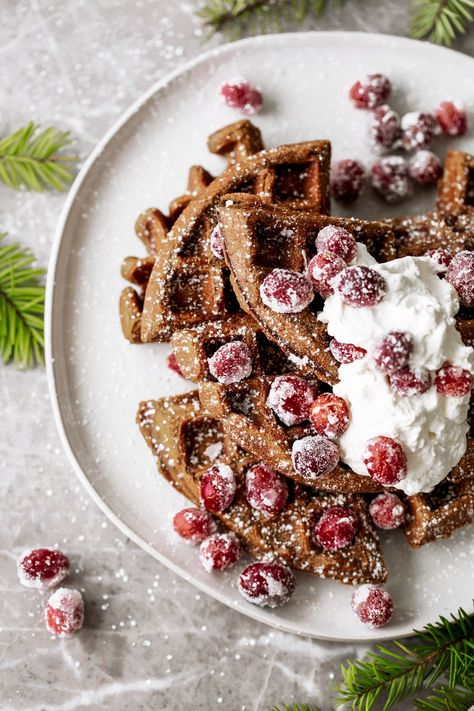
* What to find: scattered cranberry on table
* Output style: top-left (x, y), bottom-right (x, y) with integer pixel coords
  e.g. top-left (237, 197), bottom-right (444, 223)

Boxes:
top-left (329, 339), bottom-right (367, 364)
top-left (309, 393), bottom-right (350, 440)
top-left (408, 150), bottom-right (442, 185)
top-left (370, 104), bottom-right (401, 151)
top-left (173, 507), bottom-right (216, 543)
top-left (349, 73), bottom-right (391, 110)
top-left (313, 506), bottom-right (358, 551)
top-left (352, 584), bottom-right (394, 628)
top-left (199, 533), bottom-right (241, 572)
top-left (208, 340), bottom-right (253, 385)
top-left (436, 101), bottom-right (468, 137)
top-left (401, 111), bottom-right (438, 152)
top-left (363, 436), bottom-right (408, 485)
top-left (200, 464), bottom-right (237, 513)
top-left (308, 251), bottom-right (346, 298)
top-left (260, 268), bottom-right (314, 314)
top-left (266, 374), bottom-right (317, 427)
top-left (17, 548), bottom-right (70, 591)
top-left (245, 462), bottom-right (288, 516)
top-left (238, 561), bottom-right (296, 608)
top-left (292, 435), bottom-right (340, 481)
top-left (369, 493), bottom-right (405, 530)
top-left (45, 588), bottom-right (85, 638)
top-left (371, 156), bottom-right (411, 203)
top-left (220, 80), bottom-right (263, 115)
top-left (330, 159), bottom-right (366, 203)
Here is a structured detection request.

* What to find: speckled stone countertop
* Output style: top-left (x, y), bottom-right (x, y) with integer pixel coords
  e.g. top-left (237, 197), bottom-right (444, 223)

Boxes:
top-left (1, 3), bottom-right (473, 710)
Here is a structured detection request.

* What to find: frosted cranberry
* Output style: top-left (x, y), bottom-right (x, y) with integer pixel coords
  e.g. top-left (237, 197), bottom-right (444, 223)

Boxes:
top-left (210, 223), bottom-right (224, 259)
top-left (446, 251), bottom-right (474, 307)
top-left (436, 101), bottom-right (468, 137)
top-left (200, 464), bottom-right (236, 513)
top-left (373, 331), bottom-right (412, 374)
top-left (45, 588), bottom-right (84, 638)
top-left (426, 248), bottom-right (453, 273)
top-left (292, 435), bottom-right (339, 481)
top-left (330, 339), bottom-right (367, 364)
top-left (331, 159), bottom-right (366, 203)
top-left (371, 156), bottom-right (411, 203)
top-left (349, 74), bottom-right (391, 110)
top-left (408, 150), bottom-right (442, 185)
top-left (389, 367), bottom-right (432, 396)
top-left (369, 493), bottom-right (405, 530)
top-left (363, 436), bottom-right (408, 485)
top-left (173, 507), bottom-right (216, 543)
top-left (208, 341), bottom-right (253, 384)
top-left (167, 352), bottom-right (185, 378)
top-left (434, 364), bottom-right (473, 396)
top-left (238, 562), bottom-right (295, 608)
top-left (199, 533), bottom-right (241, 572)
top-left (352, 584), bottom-right (393, 629)
top-left (370, 104), bottom-right (401, 150)
top-left (245, 462), bottom-right (288, 515)
top-left (260, 268), bottom-right (314, 313)
top-left (313, 506), bottom-right (358, 551)
top-left (309, 394), bottom-right (350, 440)
top-left (308, 252), bottom-right (346, 298)
top-left (401, 112), bottom-right (438, 152)
top-left (267, 374), bottom-right (317, 427)
top-left (220, 80), bottom-right (263, 115)
top-left (334, 266), bottom-right (386, 307)
top-left (17, 548), bottom-right (70, 591)
top-left (316, 225), bottom-right (357, 263)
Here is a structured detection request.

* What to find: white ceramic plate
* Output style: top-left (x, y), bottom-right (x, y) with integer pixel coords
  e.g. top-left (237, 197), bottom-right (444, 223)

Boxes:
top-left (46, 32), bottom-right (474, 641)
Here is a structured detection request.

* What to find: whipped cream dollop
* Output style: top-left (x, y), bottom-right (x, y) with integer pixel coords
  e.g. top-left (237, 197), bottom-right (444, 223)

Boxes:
top-left (319, 244), bottom-right (473, 495)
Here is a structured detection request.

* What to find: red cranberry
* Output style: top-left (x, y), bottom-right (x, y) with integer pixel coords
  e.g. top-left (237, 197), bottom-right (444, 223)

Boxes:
top-left (309, 394), bottom-right (350, 440)
top-left (370, 104), bottom-right (401, 150)
top-left (369, 493), bottom-right (405, 530)
top-left (308, 252), bottom-right (346, 298)
top-left (330, 339), bottom-right (367, 364)
top-left (200, 464), bottom-right (236, 513)
top-left (401, 111), bottom-right (438, 152)
top-left (446, 251), bottom-right (474, 307)
top-left (389, 367), bottom-right (432, 396)
top-left (17, 548), bottom-right (70, 591)
top-left (292, 435), bottom-right (339, 481)
top-left (45, 588), bottom-right (84, 637)
top-left (167, 352), bottom-right (185, 378)
top-left (426, 248), bottom-right (453, 273)
top-left (220, 80), bottom-right (263, 115)
top-left (208, 341), bottom-right (253, 384)
top-left (334, 266), bottom-right (386, 307)
top-left (313, 506), bottom-right (358, 551)
top-left (238, 562), bottom-right (295, 608)
top-left (199, 533), bottom-right (241, 572)
top-left (267, 374), bottom-right (317, 427)
top-left (316, 225), bottom-right (357, 263)
top-left (371, 156), bottom-right (411, 203)
top-left (349, 74), bottom-right (391, 110)
top-left (210, 223), bottom-right (224, 259)
top-left (373, 331), bottom-right (412, 374)
top-left (352, 584), bottom-right (394, 629)
top-left (436, 101), bottom-right (467, 137)
top-left (434, 364), bottom-right (473, 397)
top-left (260, 268), bottom-right (314, 313)
top-left (408, 150), bottom-right (442, 185)
top-left (331, 159), bottom-right (366, 203)
top-left (173, 508), bottom-right (216, 543)
top-left (245, 463), bottom-right (288, 515)
top-left (363, 436), bottom-right (408, 485)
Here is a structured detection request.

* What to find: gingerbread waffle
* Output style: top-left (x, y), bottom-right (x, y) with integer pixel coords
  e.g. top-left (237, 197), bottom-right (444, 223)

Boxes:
top-left (137, 391), bottom-right (387, 584)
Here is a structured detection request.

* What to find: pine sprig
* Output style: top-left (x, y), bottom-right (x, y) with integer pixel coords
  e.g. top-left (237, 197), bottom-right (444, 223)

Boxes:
top-left (0, 122), bottom-right (78, 192)
top-left (0, 234), bottom-right (45, 368)
top-left (411, 0), bottom-right (474, 45)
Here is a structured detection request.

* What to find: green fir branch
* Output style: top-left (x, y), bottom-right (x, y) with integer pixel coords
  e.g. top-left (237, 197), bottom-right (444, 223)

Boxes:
top-left (411, 0), bottom-right (474, 45)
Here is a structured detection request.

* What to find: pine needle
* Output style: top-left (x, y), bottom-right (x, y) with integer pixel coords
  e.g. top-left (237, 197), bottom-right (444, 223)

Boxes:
top-left (0, 233), bottom-right (45, 368)
top-left (411, 0), bottom-right (474, 45)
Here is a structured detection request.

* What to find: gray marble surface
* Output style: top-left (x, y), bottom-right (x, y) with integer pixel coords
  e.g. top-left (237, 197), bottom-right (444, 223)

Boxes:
top-left (1, 2), bottom-right (473, 710)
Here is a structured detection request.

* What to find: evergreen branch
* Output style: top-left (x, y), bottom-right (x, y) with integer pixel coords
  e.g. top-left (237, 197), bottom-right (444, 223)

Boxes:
top-left (0, 122), bottom-right (79, 192)
top-left (411, 0), bottom-right (474, 45)
top-left (0, 233), bottom-right (45, 368)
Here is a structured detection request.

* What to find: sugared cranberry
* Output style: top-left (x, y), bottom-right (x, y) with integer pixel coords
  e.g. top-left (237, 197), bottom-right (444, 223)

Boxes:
top-left (267, 375), bottom-right (317, 427)
top-left (426, 248), bottom-right (453, 273)
top-left (389, 367), bottom-right (432, 396)
top-left (200, 464), bottom-right (236, 513)
top-left (363, 436), bottom-right (408, 485)
top-left (210, 223), bottom-right (224, 259)
top-left (309, 394), bottom-right (350, 440)
top-left (220, 80), bottom-right (263, 116)
top-left (369, 493), bottom-right (405, 530)
top-left (436, 101), bottom-right (468, 137)
top-left (352, 584), bottom-right (394, 629)
top-left (373, 331), bottom-right (412, 374)
top-left (308, 251), bottom-right (346, 298)
top-left (17, 548), bottom-right (70, 591)
top-left (313, 506), bottom-right (358, 551)
top-left (245, 463), bottom-right (288, 516)
top-left (208, 341), bottom-right (253, 384)
top-left (434, 364), bottom-right (473, 397)
top-left (334, 266), bottom-right (386, 307)
top-left (260, 268), bottom-right (314, 313)
top-left (167, 352), bottom-right (185, 378)
top-left (292, 435), bottom-right (339, 481)
top-left (199, 533), bottom-right (241, 572)
top-left (316, 225), bottom-right (357, 263)
top-left (401, 112), bottom-right (438, 152)
top-left (371, 156), bottom-right (411, 203)
top-left (446, 251), bottom-right (474, 307)
top-left (45, 588), bottom-right (84, 637)
top-left (331, 159), bottom-right (366, 203)
top-left (408, 150), bottom-right (442, 185)
top-left (370, 104), bottom-right (401, 150)
top-left (330, 339), bottom-right (367, 364)
top-left (349, 74), bottom-right (391, 110)
top-left (238, 562), bottom-right (295, 608)
top-left (173, 508), bottom-right (216, 543)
